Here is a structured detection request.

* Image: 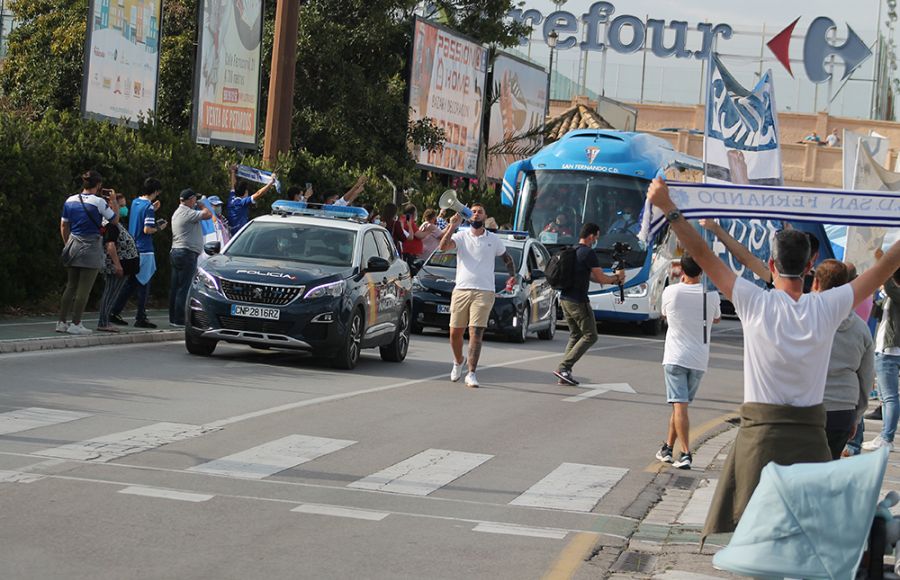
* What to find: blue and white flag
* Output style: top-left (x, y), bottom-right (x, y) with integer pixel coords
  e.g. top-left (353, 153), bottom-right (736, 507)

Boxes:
top-left (236, 164), bottom-right (281, 194)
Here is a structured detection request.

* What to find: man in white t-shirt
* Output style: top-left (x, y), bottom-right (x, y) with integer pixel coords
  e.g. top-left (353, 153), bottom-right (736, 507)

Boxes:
top-left (323, 174), bottom-right (367, 207)
top-left (656, 254), bottom-right (721, 470)
top-left (646, 178), bottom-right (900, 541)
top-left (438, 203), bottom-right (517, 388)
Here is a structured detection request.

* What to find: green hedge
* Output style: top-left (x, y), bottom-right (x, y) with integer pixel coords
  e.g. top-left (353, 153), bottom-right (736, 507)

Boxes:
top-left (0, 108), bottom-right (511, 310)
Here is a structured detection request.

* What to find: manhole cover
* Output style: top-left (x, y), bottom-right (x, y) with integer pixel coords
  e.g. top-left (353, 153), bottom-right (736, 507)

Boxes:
top-left (612, 551), bottom-right (657, 574)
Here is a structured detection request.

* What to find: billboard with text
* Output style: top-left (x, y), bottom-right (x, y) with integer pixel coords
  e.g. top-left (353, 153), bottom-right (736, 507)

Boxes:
top-left (81, 0), bottom-right (162, 126)
top-left (192, 0), bottom-right (263, 148)
top-left (408, 18), bottom-right (487, 177)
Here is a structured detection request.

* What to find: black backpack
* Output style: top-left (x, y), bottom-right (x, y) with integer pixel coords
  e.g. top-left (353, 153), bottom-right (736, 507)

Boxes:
top-left (545, 246), bottom-right (578, 290)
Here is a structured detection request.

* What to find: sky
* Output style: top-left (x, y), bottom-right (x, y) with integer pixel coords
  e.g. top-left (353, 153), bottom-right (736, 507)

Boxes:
top-left (518, 0), bottom-right (895, 120)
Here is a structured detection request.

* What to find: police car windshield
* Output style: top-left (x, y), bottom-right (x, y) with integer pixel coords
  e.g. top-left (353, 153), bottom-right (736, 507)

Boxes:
top-left (226, 222), bottom-right (356, 267)
top-left (426, 247), bottom-right (522, 272)
top-left (523, 171), bottom-right (649, 268)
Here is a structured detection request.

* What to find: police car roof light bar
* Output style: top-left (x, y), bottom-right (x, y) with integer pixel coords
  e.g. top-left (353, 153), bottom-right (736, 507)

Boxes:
top-left (271, 200), bottom-right (369, 222)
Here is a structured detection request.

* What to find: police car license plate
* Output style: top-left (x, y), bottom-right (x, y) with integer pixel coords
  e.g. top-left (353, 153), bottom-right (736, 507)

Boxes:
top-left (437, 304), bottom-right (451, 314)
top-left (231, 305), bottom-right (280, 320)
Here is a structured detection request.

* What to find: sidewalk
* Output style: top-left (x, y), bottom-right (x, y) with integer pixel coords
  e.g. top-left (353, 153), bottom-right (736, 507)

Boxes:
top-left (0, 309), bottom-right (182, 354)
top-left (612, 406), bottom-right (899, 579)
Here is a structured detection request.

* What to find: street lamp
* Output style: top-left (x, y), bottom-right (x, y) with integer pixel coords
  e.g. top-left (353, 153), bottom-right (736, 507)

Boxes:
top-left (545, 30), bottom-right (559, 118)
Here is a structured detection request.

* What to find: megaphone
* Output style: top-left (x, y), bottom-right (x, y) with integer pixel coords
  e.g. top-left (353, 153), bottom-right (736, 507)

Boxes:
top-left (438, 189), bottom-right (473, 219)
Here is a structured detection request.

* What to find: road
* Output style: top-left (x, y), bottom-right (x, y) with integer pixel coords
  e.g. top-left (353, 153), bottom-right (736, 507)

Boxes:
top-left (0, 321), bottom-right (746, 579)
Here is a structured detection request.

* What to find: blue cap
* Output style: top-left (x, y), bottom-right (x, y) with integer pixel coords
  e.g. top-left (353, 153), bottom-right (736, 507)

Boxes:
top-left (208, 195), bottom-right (223, 206)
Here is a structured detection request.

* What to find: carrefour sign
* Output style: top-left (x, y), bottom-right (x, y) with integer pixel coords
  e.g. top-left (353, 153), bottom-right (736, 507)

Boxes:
top-left (509, 2), bottom-right (872, 84)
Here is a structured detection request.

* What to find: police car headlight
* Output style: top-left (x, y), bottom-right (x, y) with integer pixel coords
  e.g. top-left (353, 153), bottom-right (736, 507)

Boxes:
top-left (194, 267), bottom-right (222, 295)
top-left (411, 276), bottom-right (427, 292)
top-left (304, 280), bottom-right (345, 299)
top-left (624, 283), bottom-right (648, 298)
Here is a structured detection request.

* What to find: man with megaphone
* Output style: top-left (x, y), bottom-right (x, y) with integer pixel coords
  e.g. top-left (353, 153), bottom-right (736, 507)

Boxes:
top-left (438, 196), bottom-right (517, 388)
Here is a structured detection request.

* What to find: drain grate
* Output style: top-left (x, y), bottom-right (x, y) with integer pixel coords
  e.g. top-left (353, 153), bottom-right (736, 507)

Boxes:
top-left (612, 551), bottom-right (657, 574)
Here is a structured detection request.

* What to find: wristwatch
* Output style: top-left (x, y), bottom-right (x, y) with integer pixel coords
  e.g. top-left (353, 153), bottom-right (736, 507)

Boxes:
top-left (665, 209), bottom-right (683, 223)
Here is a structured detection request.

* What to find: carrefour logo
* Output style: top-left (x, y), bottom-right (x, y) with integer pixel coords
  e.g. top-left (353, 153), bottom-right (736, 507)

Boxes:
top-left (767, 16), bottom-right (872, 83)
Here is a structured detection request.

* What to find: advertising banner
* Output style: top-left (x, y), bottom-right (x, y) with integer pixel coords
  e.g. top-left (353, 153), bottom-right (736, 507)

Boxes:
top-left (81, 0), bottom-right (162, 126)
top-left (485, 52), bottom-right (546, 181)
top-left (409, 18), bottom-right (487, 177)
top-left (192, 0), bottom-right (264, 148)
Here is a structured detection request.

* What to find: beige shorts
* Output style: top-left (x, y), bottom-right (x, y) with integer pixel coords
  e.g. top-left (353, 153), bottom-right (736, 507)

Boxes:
top-left (449, 289), bottom-right (495, 328)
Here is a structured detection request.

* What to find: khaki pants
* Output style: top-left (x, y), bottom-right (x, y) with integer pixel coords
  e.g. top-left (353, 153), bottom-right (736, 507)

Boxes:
top-left (558, 300), bottom-right (598, 371)
top-left (449, 289), bottom-right (495, 328)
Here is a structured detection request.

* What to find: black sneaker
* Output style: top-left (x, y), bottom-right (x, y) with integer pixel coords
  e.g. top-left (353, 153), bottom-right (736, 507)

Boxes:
top-left (134, 319), bottom-right (157, 329)
top-left (109, 313), bottom-right (128, 326)
top-left (554, 370), bottom-right (579, 386)
top-left (865, 406), bottom-right (883, 421)
top-left (673, 452), bottom-right (692, 470)
top-left (655, 443), bottom-right (673, 463)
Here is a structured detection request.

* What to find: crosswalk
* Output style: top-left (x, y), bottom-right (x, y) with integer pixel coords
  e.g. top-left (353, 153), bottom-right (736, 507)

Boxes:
top-left (0, 405), bottom-right (631, 533)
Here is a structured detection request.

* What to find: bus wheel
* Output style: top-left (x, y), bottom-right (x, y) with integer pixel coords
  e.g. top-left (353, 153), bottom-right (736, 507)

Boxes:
top-left (641, 318), bottom-right (663, 336)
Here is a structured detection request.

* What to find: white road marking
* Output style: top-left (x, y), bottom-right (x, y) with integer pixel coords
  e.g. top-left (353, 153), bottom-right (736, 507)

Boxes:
top-left (203, 341), bottom-right (659, 430)
top-left (187, 435), bottom-right (356, 480)
top-left (119, 486), bottom-right (214, 502)
top-left (0, 470), bottom-right (45, 483)
top-left (291, 503), bottom-right (389, 521)
top-left (510, 463), bottom-right (629, 512)
top-left (348, 449), bottom-right (493, 496)
top-left (562, 383), bottom-right (636, 402)
top-left (472, 522), bottom-right (568, 539)
top-left (0, 407), bottom-right (91, 435)
top-left (34, 422), bottom-right (209, 462)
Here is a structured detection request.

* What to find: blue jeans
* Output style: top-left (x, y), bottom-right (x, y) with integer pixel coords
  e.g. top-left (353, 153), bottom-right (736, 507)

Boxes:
top-left (169, 248), bottom-right (199, 325)
top-left (877, 353), bottom-right (900, 442)
top-left (112, 274), bottom-right (150, 322)
top-left (846, 417), bottom-right (865, 455)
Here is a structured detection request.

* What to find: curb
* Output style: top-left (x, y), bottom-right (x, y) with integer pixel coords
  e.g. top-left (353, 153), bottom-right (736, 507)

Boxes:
top-left (0, 330), bottom-right (182, 354)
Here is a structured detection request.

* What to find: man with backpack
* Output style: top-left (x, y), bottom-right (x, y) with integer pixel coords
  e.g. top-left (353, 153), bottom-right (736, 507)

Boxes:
top-left (553, 223), bottom-right (624, 386)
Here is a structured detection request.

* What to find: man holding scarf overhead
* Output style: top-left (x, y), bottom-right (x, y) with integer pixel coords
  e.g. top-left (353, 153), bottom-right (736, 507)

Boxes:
top-left (645, 177), bottom-right (900, 543)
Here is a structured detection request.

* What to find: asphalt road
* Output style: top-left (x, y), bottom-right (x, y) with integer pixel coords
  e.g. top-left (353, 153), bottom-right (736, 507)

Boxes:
top-left (0, 320), bottom-right (746, 579)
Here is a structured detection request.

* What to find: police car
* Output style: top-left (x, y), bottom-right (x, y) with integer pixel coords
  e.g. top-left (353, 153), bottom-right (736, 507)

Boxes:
top-left (185, 202), bottom-right (412, 369)
top-left (411, 232), bottom-right (557, 342)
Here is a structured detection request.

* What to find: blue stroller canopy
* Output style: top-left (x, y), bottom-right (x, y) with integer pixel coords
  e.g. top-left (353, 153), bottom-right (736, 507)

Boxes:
top-left (713, 447), bottom-right (890, 579)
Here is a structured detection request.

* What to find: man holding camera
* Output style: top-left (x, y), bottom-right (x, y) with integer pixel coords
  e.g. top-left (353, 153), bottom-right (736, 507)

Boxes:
top-left (554, 223), bottom-right (624, 386)
top-left (110, 177), bottom-right (167, 329)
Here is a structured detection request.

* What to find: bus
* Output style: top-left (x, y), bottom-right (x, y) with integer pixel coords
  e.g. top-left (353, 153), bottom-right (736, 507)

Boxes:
top-left (501, 129), bottom-right (701, 334)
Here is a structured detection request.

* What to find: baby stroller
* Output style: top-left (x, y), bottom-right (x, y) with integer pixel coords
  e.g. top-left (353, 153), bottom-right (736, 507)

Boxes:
top-left (713, 447), bottom-right (894, 579)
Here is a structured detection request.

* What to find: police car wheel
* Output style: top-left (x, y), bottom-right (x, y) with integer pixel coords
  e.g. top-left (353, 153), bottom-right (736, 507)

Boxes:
top-left (537, 304), bottom-right (556, 340)
top-left (511, 307), bottom-right (529, 344)
top-left (380, 306), bottom-right (410, 362)
top-left (333, 310), bottom-right (363, 369)
top-left (185, 331), bottom-right (217, 356)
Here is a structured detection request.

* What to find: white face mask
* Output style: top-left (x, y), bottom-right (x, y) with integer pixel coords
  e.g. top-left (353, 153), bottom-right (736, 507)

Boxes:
top-left (373, 218), bottom-right (382, 225)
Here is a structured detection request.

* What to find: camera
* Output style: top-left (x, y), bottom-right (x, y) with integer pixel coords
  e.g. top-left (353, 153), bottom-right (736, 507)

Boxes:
top-left (610, 242), bottom-right (631, 302)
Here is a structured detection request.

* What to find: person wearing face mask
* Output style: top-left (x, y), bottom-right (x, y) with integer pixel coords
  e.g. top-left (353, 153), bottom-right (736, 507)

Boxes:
top-left (438, 203), bottom-right (517, 388)
top-left (198, 195), bottom-right (230, 265)
top-left (608, 201), bottom-right (640, 235)
top-left (97, 198), bottom-right (140, 332)
top-left (169, 189), bottom-right (212, 327)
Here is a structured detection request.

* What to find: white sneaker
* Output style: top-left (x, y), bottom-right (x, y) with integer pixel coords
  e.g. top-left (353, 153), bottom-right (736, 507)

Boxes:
top-left (55, 321), bottom-right (69, 333)
top-left (862, 436), bottom-right (895, 451)
top-left (465, 372), bottom-right (479, 388)
top-left (66, 323), bottom-right (92, 335)
top-left (450, 357), bottom-right (467, 382)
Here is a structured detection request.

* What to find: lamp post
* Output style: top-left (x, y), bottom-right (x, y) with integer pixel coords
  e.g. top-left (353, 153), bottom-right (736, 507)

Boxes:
top-left (545, 30), bottom-right (559, 118)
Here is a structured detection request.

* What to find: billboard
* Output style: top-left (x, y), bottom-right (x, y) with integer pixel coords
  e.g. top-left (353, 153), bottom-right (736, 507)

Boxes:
top-left (81, 0), bottom-right (163, 126)
top-left (485, 52), bottom-right (547, 181)
top-left (192, 0), bottom-right (264, 148)
top-left (409, 18), bottom-right (487, 177)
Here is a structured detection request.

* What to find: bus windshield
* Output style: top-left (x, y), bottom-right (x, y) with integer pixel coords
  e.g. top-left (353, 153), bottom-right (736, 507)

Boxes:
top-left (521, 171), bottom-right (651, 268)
